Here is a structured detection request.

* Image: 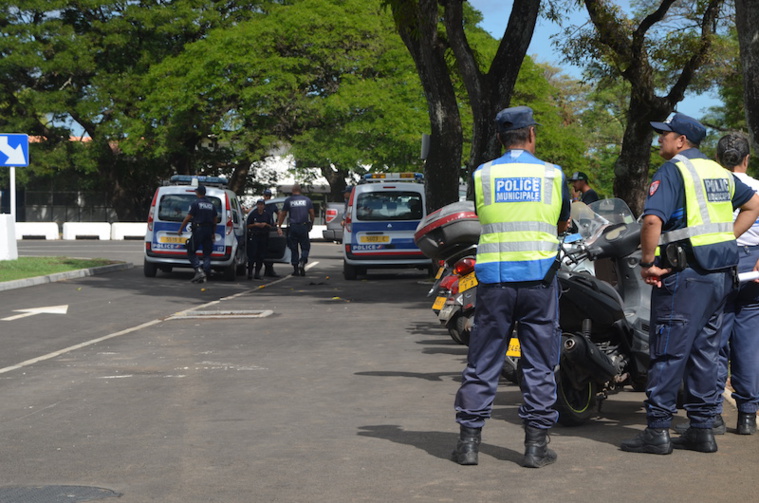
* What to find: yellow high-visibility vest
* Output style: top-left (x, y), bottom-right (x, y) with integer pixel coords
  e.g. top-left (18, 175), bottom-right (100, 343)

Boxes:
top-left (473, 159), bottom-right (563, 283)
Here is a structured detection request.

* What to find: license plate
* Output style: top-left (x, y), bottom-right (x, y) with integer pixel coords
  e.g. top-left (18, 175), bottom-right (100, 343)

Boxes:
top-left (360, 235), bottom-right (390, 243)
top-left (159, 236), bottom-right (187, 244)
top-left (506, 337), bottom-right (521, 357)
top-left (432, 296), bottom-right (447, 311)
top-left (459, 272), bottom-right (478, 292)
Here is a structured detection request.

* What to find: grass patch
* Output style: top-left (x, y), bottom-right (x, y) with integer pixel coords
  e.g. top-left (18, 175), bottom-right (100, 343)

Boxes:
top-left (0, 257), bottom-right (115, 282)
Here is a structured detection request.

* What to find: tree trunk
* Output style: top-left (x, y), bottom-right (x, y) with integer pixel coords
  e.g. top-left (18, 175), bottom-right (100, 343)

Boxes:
top-left (443, 0), bottom-right (539, 188)
top-left (735, 0), bottom-right (759, 154)
top-left (389, 0), bottom-right (462, 213)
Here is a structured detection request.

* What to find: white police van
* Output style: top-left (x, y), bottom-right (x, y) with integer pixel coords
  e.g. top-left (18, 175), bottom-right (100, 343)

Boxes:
top-left (143, 175), bottom-right (247, 280)
top-left (342, 173), bottom-right (431, 280)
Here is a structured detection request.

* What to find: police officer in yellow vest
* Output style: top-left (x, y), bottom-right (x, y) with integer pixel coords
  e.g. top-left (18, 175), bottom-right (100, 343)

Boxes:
top-left (452, 106), bottom-right (571, 468)
top-left (620, 113), bottom-right (759, 455)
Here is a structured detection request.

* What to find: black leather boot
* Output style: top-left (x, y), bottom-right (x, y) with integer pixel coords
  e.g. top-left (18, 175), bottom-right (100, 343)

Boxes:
top-left (737, 412), bottom-right (757, 435)
top-left (451, 426), bottom-right (481, 465)
top-left (672, 414), bottom-right (725, 435)
top-left (523, 426), bottom-right (557, 468)
top-left (247, 266), bottom-right (253, 280)
top-left (620, 428), bottom-right (672, 455)
top-left (672, 427), bottom-right (717, 453)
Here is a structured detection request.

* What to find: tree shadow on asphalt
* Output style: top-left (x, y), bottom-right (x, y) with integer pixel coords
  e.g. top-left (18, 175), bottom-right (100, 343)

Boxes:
top-left (356, 425), bottom-right (524, 466)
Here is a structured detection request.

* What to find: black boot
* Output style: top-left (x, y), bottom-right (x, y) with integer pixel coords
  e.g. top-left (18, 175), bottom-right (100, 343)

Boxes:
top-left (254, 267), bottom-right (262, 280)
top-left (672, 414), bottom-right (725, 435)
top-left (672, 427), bottom-right (717, 453)
top-left (299, 259), bottom-right (307, 277)
top-left (293, 265), bottom-right (300, 276)
top-left (620, 428), bottom-right (672, 455)
top-left (737, 412), bottom-right (757, 435)
top-left (264, 265), bottom-right (279, 278)
top-left (523, 426), bottom-right (557, 468)
top-left (247, 266), bottom-right (253, 280)
top-left (451, 426), bottom-right (481, 465)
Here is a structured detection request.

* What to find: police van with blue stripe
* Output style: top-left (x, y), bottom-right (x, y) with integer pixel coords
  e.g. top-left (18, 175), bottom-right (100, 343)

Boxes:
top-left (143, 175), bottom-right (247, 280)
top-left (342, 173), bottom-right (432, 280)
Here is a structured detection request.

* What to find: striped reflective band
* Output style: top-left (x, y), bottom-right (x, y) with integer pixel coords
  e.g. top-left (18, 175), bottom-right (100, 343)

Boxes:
top-left (478, 240), bottom-right (559, 254)
top-left (481, 221), bottom-right (557, 235)
top-left (659, 223), bottom-right (733, 245)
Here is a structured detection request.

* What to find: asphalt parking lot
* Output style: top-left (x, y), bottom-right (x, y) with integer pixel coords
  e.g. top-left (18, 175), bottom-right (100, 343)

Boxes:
top-left (0, 241), bottom-right (757, 503)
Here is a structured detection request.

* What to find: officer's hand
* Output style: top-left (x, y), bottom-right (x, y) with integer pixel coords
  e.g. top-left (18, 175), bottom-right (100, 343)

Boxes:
top-left (277, 227), bottom-right (283, 236)
top-left (641, 265), bottom-right (670, 288)
top-left (177, 229), bottom-right (183, 236)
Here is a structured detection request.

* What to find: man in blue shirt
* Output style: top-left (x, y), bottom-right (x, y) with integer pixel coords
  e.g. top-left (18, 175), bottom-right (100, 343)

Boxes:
top-left (620, 113), bottom-right (759, 455)
top-left (277, 184), bottom-right (315, 276)
top-left (178, 185), bottom-right (219, 283)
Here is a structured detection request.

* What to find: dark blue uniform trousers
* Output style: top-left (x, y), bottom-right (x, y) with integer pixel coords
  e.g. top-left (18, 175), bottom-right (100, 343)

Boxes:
top-left (646, 266), bottom-right (734, 429)
top-left (717, 246), bottom-right (759, 415)
top-left (188, 226), bottom-right (215, 273)
top-left (455, 278), bottom-right (561, 430)
top-left (287, 223), bottom-right (311, 265)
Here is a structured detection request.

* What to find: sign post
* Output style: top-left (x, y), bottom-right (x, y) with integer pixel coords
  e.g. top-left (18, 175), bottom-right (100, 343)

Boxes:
top-left (0, 133), bottom-right (30, 219)
top-left (0, 134), bottom-right (29, 261)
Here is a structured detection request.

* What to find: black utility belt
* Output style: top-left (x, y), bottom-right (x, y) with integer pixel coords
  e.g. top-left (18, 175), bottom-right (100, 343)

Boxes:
top-left (290, 222), bottom-right (310, 225)
top-left (660, 243), bottom-right (695, 271)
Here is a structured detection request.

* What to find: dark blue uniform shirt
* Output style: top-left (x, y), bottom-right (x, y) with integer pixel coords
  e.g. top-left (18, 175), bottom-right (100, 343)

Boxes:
top-left (247, 209), bottom-right (274, 235)
top-left (189, 197), bottom-right (218, 226)
top-left (282, 194), bottom-right (313, 224)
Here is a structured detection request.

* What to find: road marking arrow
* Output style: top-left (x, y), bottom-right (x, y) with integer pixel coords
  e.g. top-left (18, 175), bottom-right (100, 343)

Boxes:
top-left (2, 305), bottom-right (69, 321)
top-left (0, 135), bottom-right (27, 165)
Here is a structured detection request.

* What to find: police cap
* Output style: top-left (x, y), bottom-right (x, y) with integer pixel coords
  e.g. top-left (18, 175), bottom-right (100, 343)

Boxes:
top-left (495, 106), bottom-right (540, 133)
top-left (650, 113), bottom-right (706, 145)
top-left (195, 185), bottom-right (206, 195)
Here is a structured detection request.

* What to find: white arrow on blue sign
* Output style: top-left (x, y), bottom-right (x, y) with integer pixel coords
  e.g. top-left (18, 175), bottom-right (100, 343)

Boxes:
top-left (0, 134), bottom-right (29, 167)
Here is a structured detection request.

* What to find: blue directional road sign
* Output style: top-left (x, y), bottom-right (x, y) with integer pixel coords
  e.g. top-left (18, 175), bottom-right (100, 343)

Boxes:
top-left (0, 134), bottom-right (29, 167)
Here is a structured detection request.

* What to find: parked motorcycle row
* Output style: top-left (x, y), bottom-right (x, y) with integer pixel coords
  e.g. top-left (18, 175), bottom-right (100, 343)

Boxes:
top-left (414, 198), bottom-right (652, 426)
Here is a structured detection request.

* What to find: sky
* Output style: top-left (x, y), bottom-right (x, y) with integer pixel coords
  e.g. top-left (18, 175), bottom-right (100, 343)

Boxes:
top-left (467, 0), bottom-right (721, 119)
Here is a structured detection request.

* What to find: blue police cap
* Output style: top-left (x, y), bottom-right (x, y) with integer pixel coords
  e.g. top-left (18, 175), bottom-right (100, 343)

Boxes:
top-left (264, 189), bottom-right (272, 196)
top-left (256, 199), bottom-right (265, 205)
top-left (495, 106), bottom-right (540, 133)
top-left (195, 185), bottom-right (206, 195)
top-left (650, 113), bottom-right (706, 145)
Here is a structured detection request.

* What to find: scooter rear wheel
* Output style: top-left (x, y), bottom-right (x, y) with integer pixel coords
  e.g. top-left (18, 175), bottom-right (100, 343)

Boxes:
top-left (555, 368), bottom-right (596, 426)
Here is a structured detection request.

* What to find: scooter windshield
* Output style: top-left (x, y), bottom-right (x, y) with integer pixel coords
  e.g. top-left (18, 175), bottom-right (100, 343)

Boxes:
top-left (571, 198), bottom-right (635, 243)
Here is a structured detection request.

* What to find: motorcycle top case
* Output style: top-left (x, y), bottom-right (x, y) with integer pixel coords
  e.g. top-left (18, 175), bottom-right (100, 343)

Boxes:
top-left (414, 201), bottom-right (481, 261)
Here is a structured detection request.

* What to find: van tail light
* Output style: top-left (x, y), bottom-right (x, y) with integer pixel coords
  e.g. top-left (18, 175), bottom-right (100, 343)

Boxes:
top-left (326, 208), bottom-right (338, 224)
top-left (147, 190), bottom-right (158, 231)
top-left (453, 257), bottom-right (476, 276)
top-left (225, 197), bottom-right (233, 235)
top-left (344, 208), bottom-right (352, 232)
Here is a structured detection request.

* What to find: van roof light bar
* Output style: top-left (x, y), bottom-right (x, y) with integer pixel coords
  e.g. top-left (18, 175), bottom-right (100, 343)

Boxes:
top-left (168, 175), bottom-right (228, 188)
top-left (360, 172), bottom-right (424, 184)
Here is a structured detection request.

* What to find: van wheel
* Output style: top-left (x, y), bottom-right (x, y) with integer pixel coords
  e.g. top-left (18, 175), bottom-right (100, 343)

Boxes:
top-left (344, 261), bottom-right (358, 280)
top-left (144, 260), bottom-right (158, 278)
top-left (223, 264), bottom-right (237, 281)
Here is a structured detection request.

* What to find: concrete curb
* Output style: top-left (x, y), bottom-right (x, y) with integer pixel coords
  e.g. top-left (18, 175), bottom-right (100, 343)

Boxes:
top-left (0, 262), bottom-right (133, 292)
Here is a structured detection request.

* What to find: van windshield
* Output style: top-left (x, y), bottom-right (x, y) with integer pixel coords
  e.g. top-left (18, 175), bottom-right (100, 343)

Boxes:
top-left (355, 191), bottom-right (423, 221)
top-left (158, 194), bottom-right (222, 222)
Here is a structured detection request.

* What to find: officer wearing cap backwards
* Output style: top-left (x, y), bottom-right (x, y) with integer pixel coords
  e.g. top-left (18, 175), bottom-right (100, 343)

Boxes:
top-left (452, 105), bottom-right (571, 468)
top-left (620, 113), bottom-right (759, 455)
